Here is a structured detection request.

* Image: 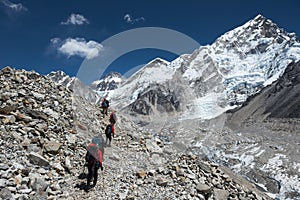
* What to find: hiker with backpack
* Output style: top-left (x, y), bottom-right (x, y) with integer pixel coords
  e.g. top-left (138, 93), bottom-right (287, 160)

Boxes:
top-left (101, 98), bottom-right (109, 116)
top-left (105, 123), bottom-right (115, 146)
top-left (85, 137), bottom-right (104, 189)
top-left (109, 111), bottom-right (117, 125)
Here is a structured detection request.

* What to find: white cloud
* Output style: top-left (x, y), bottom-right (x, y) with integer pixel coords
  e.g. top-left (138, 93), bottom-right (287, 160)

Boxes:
top-left (50, 38), bottom-right (61, 45)
top-left (51, 38), bottom-right (103, 60)
top-left (61, 13), bottom-right (89, 25)
top-left (124, 14), bottom-right (132, 23)
top-left (124, 14), bottom-right (145, 24)
top-left (1, 0), bottom-right (27, 12)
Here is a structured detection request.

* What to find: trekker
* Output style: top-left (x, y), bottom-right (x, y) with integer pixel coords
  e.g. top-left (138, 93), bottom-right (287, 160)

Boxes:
top-left (105, 123), bottom-right (115, 146)
top-left (85, 137), bottom-right (103, 189)
top-left (109, 111), bottom-right (117, 125)
top-left (101, 98), bottom-right (109, 116)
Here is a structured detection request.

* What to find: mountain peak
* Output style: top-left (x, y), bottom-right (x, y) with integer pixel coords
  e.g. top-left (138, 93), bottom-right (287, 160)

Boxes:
top-left (48, 70), bottom-right (68, 78)
top-left (148, 57), bottom-right (170, 66)
top-left (253, 13), bottom-right (266, 22)
top-left (90, 71), bottom-right (124, 94)
top-left (100, 71), bottom-right (123, 79)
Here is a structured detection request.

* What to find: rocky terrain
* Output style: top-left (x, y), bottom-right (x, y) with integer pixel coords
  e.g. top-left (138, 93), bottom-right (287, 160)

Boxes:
top-left (0, 66), bottom-right (273, 200)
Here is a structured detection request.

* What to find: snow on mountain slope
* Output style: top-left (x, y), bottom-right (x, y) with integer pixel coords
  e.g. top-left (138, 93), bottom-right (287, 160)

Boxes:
top-left (209, 14), bottom-right (300, 99)
top-left (108, 58), bottom-right (174, 109)
top-left (90, 72), bottom-right (124, 99)
top-left (47, 70), bottom-right (77, 89)
top-left (110, 14), bottom-right (300, 119)
top-left (226, 60), bottom-right (300, 126)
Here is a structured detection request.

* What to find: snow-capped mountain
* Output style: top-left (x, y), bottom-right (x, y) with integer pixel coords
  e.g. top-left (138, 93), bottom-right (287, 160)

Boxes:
top-left (107, 58), bottom-right (174, 108)
top-left (109, 14), bottom-right (300, 119)
top-left (47, 71), bottom-right (99, 103)
top-left (47, 70), bottom-right (76, 90)
top-left (90, 72), bottom-right (124, 98)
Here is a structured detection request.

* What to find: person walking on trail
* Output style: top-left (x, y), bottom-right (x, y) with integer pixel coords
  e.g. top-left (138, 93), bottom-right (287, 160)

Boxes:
top-left (101, 98), bottom-right (109, 116)
top-left (109, 111), bottom-right (117, 125)
top-left (85, 137), bottom-right (104, 189)
top-left (105, 123), bottom-right (115, 146)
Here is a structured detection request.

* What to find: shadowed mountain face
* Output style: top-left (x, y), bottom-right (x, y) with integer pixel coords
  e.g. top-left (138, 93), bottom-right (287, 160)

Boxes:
top-left (265, 61), bottom-right (300, 118)
top-left (227, 60), bottom-right (300, 125)
top-left (127, 83), bottom-right (180, 115)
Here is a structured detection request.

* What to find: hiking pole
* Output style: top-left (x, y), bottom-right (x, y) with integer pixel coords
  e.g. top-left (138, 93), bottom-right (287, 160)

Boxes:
top-left (102, 167), bottom-right (104, 189)
top-left (102, 169), bottom-right (104, 189)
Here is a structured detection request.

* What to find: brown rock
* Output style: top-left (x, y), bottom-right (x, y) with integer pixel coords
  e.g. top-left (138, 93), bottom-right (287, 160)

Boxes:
top-left (136, 171), bottom-right (147, 179)
top-left (0, 105), bottom-right (18, 115)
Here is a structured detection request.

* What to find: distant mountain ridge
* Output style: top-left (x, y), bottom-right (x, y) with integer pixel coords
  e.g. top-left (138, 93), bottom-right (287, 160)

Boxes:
top-left (47, 70), bottom-right (100, 103)
top-left (107, 14), bottom-right (300, 119)
top-left (48, 14), bottom-right (300, 120)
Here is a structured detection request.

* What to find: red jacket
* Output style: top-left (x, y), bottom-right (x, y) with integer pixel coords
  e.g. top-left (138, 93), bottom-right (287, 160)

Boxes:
top-left (86, 143), bottom-right (103, 167)
top-left (111, 124), bottom-right (115, 134)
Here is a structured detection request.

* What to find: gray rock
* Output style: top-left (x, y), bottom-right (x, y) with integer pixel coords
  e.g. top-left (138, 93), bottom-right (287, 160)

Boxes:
top-left (0, 188), bottom-right (13, 200)
top-left (43, 108), bottom-right (59, 119)
top-left (19, 188), bottom-right (32, 194)
top-left (109, 153), bottom-right (121, 161)
top-left (29, 173), bottom-right (48, 193)
top-left (28, 152), bottom-right (49, 167)
top-left (145, 139), bottom-right (163, 155)
top-left (0, 179), bottom-right (6, 188)
top-left (176, 168), bottom-right (185, 176)
top-left (0, 164), bottom-right (9, 171)
top-left (65, 157), bottom-right (72, 170)
top-left (156, 177), bottom-right (169, 186)
top-left (44, 141), bottom-right (61, 155)
top-left (32, 92), bottom-right (45, 100)
top-left (66, 134), bottom-right (76, 144)
top-left (214, 189), bottom-right (229, 199)
top-left (196, 183), bottom-right (211, 194)
top-left (197, 161), bottom-right (212, 173)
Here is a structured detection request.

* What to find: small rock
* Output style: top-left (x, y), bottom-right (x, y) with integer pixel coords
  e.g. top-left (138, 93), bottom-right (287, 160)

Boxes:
top-left (156, 177), bottom-right (169, 186)
top-left (214, 189), bottom-right (229, 199)
top-left (44, 141), bottom-right (61, 155)
top-left (136, 171), bottom-right (147, 179)
top-left (196, 183), bottom-right (211, 194)
top-left (28, 152), bottom-right (49, 167)
top-left (109, 153), bottom-right (121, 161)
top-left (0, 188), bottom-right (13, 200)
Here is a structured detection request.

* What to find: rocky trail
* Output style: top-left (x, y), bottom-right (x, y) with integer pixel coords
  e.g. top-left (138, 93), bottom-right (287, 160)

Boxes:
top-left (0, 67), bottom-right (272, 199)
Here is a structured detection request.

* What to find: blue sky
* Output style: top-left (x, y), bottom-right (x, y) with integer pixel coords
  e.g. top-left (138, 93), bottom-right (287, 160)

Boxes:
top-left (1, 0), bottom-right (300, 83)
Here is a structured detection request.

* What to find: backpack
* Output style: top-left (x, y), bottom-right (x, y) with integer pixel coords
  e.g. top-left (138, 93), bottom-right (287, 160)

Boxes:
top-left (103, 100), bottom-right (107, 108)
top-left (110, 113), bottom-right (116, 124)
top-left (85, 150), bottom-right (94, 163)
top-left (105, 124), bottom-right (112, 135)
top-left (105, 100), bottom-right (109, 107)
top-left (85, 144), bottom-right (102, 168)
